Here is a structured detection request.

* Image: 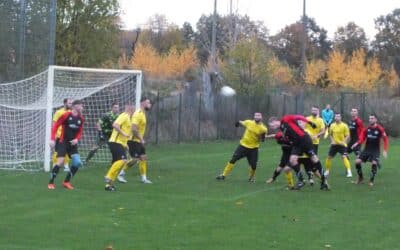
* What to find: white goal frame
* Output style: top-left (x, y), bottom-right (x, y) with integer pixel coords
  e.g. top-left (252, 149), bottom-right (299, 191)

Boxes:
top-left (42, 66), bottom-right (142, 172)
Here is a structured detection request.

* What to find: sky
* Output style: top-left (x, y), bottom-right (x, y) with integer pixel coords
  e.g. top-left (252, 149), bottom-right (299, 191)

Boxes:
top-left (119, 0), bottom-right (398, 40)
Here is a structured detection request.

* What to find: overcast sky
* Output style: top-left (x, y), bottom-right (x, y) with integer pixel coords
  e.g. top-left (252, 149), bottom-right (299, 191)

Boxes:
top-left (119, 0), bottom-right (398, 40)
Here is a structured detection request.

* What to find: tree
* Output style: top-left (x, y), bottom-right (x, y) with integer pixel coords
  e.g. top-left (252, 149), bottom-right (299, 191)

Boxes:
top-left (333, 22), bottom-right (368, 59)
top-left (305, 59), bottom-right (327, 86)
top-left (326, 50), bottom-right (347, 87)
top-left (194, 14), bottom-right (268, 66)
top-left (372, 8), bottom-right (400, 75)
top-left (56, 0), bottom-right (121, 67)
top-left (222, 37), bottom-right (271, 95)
top-left (269, 16), bottom-right (331, 69)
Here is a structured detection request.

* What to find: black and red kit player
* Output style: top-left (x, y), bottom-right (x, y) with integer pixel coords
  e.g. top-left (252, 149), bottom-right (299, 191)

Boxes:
top-left (268, 115), bottom-right (329, 190)
top-left (351, 114), bottom-right (388, 186)
top-left (48, 100), bottom-right (84, 190)
top-left (347, 108), bottom-right (364, 156)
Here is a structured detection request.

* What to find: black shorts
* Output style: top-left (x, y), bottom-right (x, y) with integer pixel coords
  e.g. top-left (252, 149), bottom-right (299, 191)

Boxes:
top-left (279, 147), bottom-right (291, 168)
top-left (298, 157), bottom-right (314, 172)
top-left (312, 144), bottom-right (319, 155)
top-left (127, 140), bottom-right (146, 158)
top-left (291, 134), bottom-right (316, 158)
top-left (230, 145), bottom-right (258, 169)
top-left (347, 141), bottom-right (361, 156)
top-left (358, 150), bottom-right (380, 163)
top-left (109, 142), bottom-right (127, 163)
top-left (56, 140), bottom-right (78, 158)
top-left (328, 145), bottom-right (348, 157)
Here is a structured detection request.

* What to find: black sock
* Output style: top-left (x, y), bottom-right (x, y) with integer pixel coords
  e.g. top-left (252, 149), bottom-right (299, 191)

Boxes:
top-left (292, 164), bottom-right (304, 182)
top-left (272, 169), bottom-right (281, 180)
top-left (49, 165), bottom-right (60, 184)
top-left (64, 166), bottom-right (79, 182)
top-left (370, 164), bottom-right (377, 182)
top-left (356, 163), bottom-right (363, 178)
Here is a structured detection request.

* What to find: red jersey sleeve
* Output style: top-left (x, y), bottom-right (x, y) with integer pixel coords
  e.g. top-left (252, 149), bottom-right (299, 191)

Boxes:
top-left (50, 112), bottom-right (70, 140)
top-left (356, 118), bottom-right (364, 139)
top-left (377, 125), bottom-right (388, 151)
top-left (357, 127), bottom-right (367, 145)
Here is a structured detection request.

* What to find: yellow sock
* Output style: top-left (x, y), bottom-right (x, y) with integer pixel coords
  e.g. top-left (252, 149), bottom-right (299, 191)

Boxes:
top-left (123, 159), bottom-right (137, 171)
top-left (222, 162), bottom-right (234, 176)
top-left (105, 160), bottom-right (126, 182)
top-left (325, 158), bottom-right (332, 171)
top-left (343, 157), bottom-right (351, 171)
top-left (139, 161), bottom-right (147, 177)
top-left (64, 155), bottom-right (70, 165)
top-left (285, 171), bottom-right (294, 187)
top-left (52, 152), bottom-right (58, 165)
top-left (248, 167), bottom-right (256, 179)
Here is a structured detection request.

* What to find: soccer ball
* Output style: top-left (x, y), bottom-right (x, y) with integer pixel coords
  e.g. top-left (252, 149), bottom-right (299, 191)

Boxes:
top-left (220, 86), bottom-right (236, 97)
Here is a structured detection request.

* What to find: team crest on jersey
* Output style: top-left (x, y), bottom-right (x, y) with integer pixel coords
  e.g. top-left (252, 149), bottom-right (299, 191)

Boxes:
top-left (374, 130), bottom-right (379, 135)
top-left (77, 120), bottom-right (81, 125)
top-left (69, 117), bottom-right (73, 121)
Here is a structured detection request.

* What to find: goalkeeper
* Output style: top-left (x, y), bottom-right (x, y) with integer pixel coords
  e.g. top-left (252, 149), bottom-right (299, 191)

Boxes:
top-left (85, 102), bottom-right (119, 164)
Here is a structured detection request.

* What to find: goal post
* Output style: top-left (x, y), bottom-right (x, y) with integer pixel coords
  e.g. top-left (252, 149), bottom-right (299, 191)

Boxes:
top-left (0, 65), bottom-right (142, 172)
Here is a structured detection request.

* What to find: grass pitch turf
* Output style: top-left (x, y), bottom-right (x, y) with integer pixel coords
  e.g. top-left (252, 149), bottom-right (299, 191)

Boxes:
top-left (0, 140), bottom-right (399, 250)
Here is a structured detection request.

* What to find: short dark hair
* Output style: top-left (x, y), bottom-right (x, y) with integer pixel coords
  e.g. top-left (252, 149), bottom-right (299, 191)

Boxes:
top-left (72, 100), bottom-right (83, 106)
top-left (140, 96), bottom-right (149, 103)
top-left (369, 114), bottom-right (377, 118)
top-left (111, 101), bottom-right (118, 107)
top-left (268, 116), bottom-right (279, 123)
top-left (63, 98), bottom-right (70, 104)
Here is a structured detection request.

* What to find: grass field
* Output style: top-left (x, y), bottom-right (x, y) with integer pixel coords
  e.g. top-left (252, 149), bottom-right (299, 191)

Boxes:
top-left (1, 140), bottom-right (399, 250)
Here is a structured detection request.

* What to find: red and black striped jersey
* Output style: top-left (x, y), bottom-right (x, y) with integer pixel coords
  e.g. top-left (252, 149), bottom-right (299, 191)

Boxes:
top-left (358, 124), bottom-right (388, 152)
top-left (280, 115), bottom-right (309, 143)
top-left (348, 117), bottom-right (364, 142)
top-left (51, 111), bottom-right (84, 143)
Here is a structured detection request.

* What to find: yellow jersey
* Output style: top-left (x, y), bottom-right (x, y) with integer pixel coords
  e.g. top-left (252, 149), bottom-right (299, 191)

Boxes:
top-left (109, 112), bottom-right (132, 147)
top-left (53, 107), bottom-right (69, 139)
top-left (239, 120), bottom-right (268, 149)
top-left (305, 115), bottom-right (325, 145)
top-left (131, 109), bottom-right (147, 143)
top-left (330, 122), bottom-right (350, 146)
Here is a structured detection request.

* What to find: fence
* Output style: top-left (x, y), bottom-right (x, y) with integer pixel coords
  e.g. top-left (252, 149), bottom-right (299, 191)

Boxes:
top-left (144, 87), bottom-right (400, 144)
top-left (0, 0), bottom-right (56, 82)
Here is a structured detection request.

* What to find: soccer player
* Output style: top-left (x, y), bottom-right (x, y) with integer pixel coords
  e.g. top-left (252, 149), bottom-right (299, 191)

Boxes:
top-left (325, 113), bottom-right (352, 178)
top-left (268, 115), bottom-right (329, 190)
top-left (48, 100), bottom-right (84, 190)
top-left (216, 112), bottom-right (267, 182)
top-left (347, 108), bottom-right (364, 157)
top-left (104, 103), bottom-right (135, 191)
top-left (304, 106), bottom-right (325, 182)
top-left (85, 102), bottom-right (120, 164)
top-left (351, 114), bottom-right (388, 186)
top-left (321, 104), bottom-right (334, 139)
top-left (117, 97), bottom-right (153, 184)
top-left (266, 131), bottom-right (295, 188)
top-left (52, 98), bottom-right (73, 172)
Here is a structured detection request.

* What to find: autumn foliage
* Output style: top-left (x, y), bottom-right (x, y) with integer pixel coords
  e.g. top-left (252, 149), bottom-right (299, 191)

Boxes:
top-left (119, 44), bottom-right (198, 80)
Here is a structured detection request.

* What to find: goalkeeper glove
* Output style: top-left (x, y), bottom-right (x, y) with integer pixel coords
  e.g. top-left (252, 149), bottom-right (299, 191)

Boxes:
top-left (234, 121), bottom-right (240, 127)
top-left (308, 121), bottom-right (317, 129)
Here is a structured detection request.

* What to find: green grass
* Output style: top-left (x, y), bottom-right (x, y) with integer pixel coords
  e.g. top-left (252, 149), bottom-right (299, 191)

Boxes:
top-left (1, 140), bottom-right (400, 250)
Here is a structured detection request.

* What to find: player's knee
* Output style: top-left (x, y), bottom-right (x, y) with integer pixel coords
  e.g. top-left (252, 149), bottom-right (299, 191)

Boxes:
top-left (355, 159), bottom-right (362, 164)
top-left (71, 154), bottom-right (83, 168)
top-left (283, 166), bottom-right (291, 173)
top-left (311, 155), bottom-right (319, 163)
top-left (140, 154), bottom-right (147, 161)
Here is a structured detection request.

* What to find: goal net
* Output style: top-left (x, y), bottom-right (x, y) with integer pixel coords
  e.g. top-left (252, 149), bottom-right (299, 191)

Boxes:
top-left (0, 66), bottom-right (142, 171)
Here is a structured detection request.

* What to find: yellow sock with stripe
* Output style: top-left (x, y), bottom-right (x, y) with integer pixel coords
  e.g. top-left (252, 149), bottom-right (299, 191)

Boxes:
top-left (285, 171), bottom-right (294, 188)
top-left (105, 160), bottom-right (126, 182)
top-left (123, 159), bottom-right (137, 171)
top-left (248, 167), bottom-right (256, 179)
top-left (325, 158), bottom-right (332, 171)
top-left (222, 162), bottom-right (234, 176)
top-left (343, 157), bottom-right (351, 171)
top-left (139, 161), bottom-right (148, 179)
